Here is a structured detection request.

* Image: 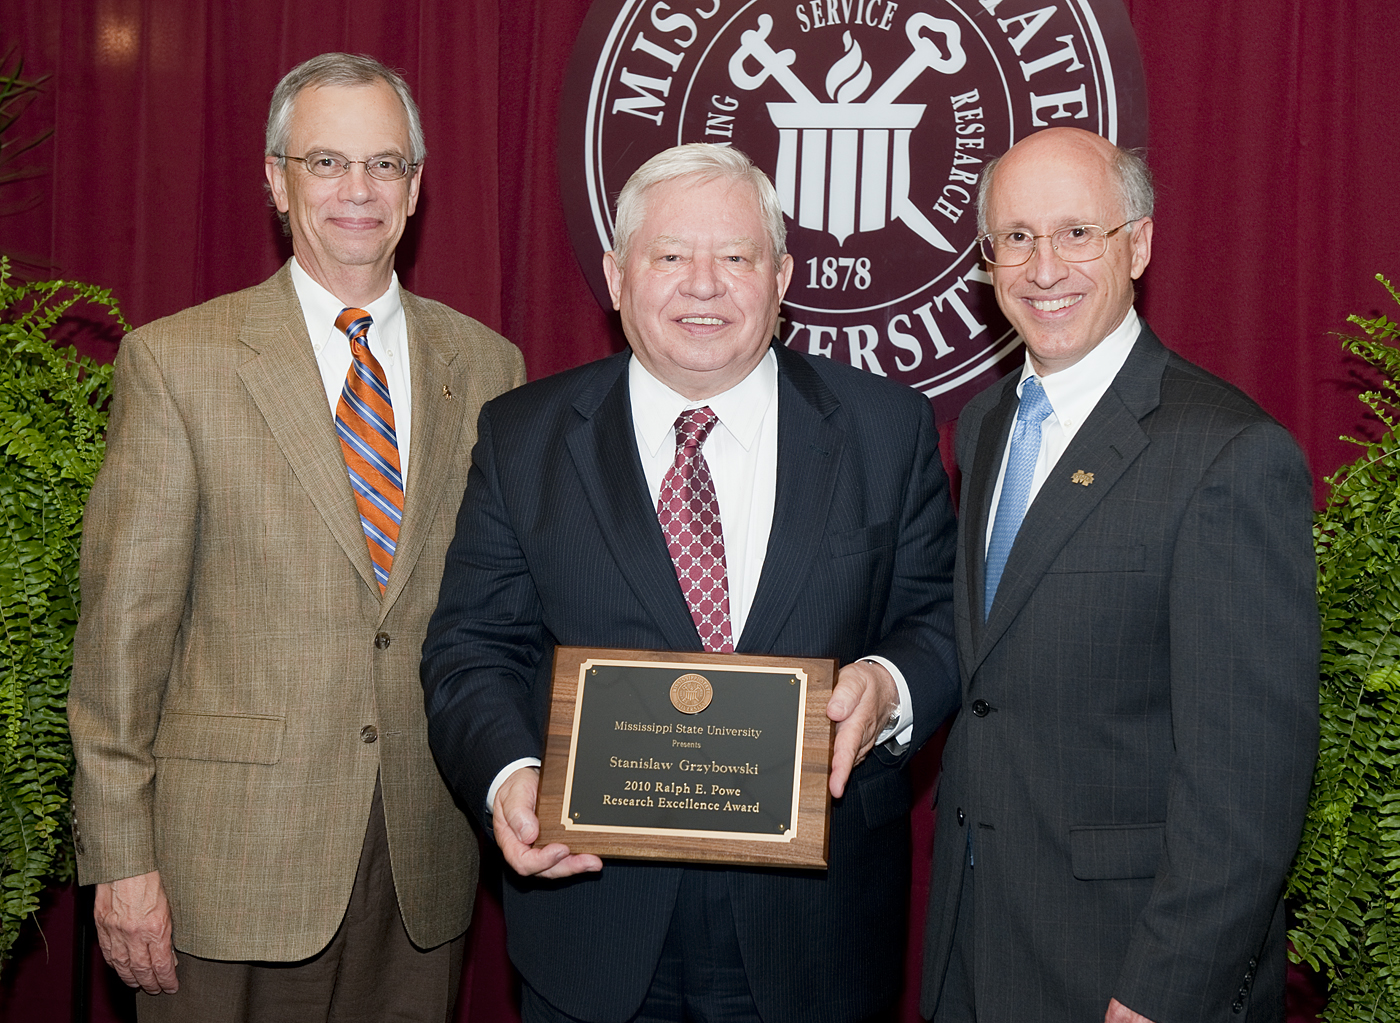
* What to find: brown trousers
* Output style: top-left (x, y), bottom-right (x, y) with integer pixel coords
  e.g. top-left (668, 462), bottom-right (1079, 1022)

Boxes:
top-left (137, 781), bottom-right (466, 1023)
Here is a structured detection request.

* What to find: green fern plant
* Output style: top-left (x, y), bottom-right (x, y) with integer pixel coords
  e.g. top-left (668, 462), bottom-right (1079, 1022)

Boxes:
top-left (1290, 274), bottom-right (1400, 1021)
top-left (0, 46), bottom-right (53, 208)
top-left (0, 257), bottom-right (120, 962)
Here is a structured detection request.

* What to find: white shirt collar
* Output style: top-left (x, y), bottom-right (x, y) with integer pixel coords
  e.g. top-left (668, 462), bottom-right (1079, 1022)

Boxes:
top-left (1017, 307), bottom-right (1141, 432)
top-left (288, 256), bottom-right (404, 352)
top-left (629, 348), bottom-right (777, 457)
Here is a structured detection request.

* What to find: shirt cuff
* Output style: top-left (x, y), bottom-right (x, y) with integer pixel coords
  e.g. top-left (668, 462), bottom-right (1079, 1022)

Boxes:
top-left (862, 655), bottom-right (913, 749)
top-left (486, 757), bottom-right (542, 818)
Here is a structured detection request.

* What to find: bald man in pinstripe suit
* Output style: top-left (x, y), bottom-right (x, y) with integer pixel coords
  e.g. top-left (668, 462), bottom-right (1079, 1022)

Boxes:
top-left (921, 128), bottom-right (1317, 1023)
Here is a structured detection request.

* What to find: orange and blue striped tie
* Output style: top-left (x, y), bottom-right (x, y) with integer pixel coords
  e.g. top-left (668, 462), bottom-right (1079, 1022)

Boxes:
top-left (335, 307), bottom-right (403, 594)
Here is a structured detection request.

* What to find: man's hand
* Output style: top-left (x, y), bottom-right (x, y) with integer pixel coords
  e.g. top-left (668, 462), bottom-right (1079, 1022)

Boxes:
top-left (1105, 998), bottom-right (1156, 1023)
top-left (94, 870), bottom-right (178, 995)
top-left (493, 766), bottom-right (604, 879)
top-left (826, 660), bottom-right (900, 798)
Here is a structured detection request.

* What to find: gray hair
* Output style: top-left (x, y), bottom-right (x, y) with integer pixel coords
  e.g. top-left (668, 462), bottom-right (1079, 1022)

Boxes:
top-left (976, 143), bottom-right (1154, 233)
top-left (612, 144), bottom-right (787, 266)
top-left (266, 52), bottom-right (426, 167)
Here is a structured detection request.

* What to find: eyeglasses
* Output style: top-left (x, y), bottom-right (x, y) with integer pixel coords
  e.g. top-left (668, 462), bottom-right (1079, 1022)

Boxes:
top-left (977, 221), bottom-right (1139, 267)
top-left (275, 150), bottom-right (418, 181)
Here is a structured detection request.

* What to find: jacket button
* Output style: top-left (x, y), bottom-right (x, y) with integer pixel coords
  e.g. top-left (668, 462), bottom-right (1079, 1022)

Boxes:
top-left (360, 724), bottom-right (379, 743)
top-left (957, 808), bottom-right (965, 825)
top-left (374, 632), bottom-right (391, 649)
top-left (1232, 1000), bottom-right (1244, 1014)
top-left (1248, 957), bottom-right (1258, 970)
top-left (971, 699), bottom-right (990, 717)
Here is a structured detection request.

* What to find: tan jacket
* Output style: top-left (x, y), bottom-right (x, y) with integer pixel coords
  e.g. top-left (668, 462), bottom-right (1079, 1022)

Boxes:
top-left (69, 262), bottom-right (525, 961)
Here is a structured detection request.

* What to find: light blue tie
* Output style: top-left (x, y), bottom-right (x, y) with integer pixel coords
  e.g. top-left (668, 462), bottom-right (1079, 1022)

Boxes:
top-left (984, 377), bottom-right (1053, 620)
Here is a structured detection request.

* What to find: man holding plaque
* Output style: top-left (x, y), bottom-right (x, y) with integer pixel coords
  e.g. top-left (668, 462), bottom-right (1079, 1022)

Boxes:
top-left (423, 144), bottom-right (958, 1023)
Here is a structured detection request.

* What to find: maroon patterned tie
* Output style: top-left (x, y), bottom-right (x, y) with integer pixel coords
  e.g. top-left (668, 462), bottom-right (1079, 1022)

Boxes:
top-left (657, 407), bottom-right (734, 652)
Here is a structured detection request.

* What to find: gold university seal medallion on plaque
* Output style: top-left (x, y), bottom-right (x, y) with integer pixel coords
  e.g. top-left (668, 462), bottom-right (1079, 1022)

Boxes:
top-left (670, 673), bottom-right (714, 714)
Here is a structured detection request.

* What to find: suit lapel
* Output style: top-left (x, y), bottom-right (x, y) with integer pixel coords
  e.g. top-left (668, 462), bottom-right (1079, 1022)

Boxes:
top-left (969, 328), bottom-right (1168, 673)
top-left (566, 356), bottom-right (703, 652)
top-left (235, 265), bottom-right (379, 593)
top-left (565, 345), bottom-right (845, 654)
top-left (737, 346), bottom-right (843, 654)
top-left (378, 291), bottom-right (465, 618)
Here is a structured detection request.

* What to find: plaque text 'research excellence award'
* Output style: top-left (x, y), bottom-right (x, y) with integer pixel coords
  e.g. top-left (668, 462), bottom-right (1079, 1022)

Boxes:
top-left (535, 647), bottom-right (836, 868)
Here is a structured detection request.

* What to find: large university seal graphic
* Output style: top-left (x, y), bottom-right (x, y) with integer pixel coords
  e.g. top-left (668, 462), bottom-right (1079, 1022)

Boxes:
top-left (559, 0), bottom-right (1146, 420)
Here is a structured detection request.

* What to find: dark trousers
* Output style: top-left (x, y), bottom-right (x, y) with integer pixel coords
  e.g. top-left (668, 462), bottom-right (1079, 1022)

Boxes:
top-left (522, 868), bottom-right (897, 1023)
top-left (137, 780), bottom-right (466, 1023)
top-left (929, 852), bottom-right (976, 1023)
top-left (522, 868), bottom-right (761, 1023)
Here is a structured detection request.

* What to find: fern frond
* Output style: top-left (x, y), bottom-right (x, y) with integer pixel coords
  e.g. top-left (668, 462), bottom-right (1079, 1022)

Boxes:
top-left (0, 256), bottom-right (116, 963)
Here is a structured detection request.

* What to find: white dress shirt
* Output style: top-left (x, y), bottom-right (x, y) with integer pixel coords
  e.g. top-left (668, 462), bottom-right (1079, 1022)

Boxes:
top-left (487, 349), bottom-right (914, 813)
top-left (629, 349), bottom-right (778, 639)
top-left (289, 257), bottom-right (414, 487)
top-left (984, 308), bottom-right (1141, 554)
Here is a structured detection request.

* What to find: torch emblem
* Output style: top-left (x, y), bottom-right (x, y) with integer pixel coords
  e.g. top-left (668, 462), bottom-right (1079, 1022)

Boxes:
top-left (729, 13), bottom-right (966, 249)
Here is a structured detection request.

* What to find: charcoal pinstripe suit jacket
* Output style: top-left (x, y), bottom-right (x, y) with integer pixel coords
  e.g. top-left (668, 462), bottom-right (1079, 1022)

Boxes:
top-left (921, 324), bottom-right (1318, 1023)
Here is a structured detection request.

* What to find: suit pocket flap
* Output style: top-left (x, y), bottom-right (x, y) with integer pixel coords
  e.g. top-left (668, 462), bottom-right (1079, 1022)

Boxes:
top-left (824, 521), bottom-right (895, 559)
top-left (856, 768), bottom-right (909, 831)
top-left (1046, 544), bottom-right (1146, 574)
top-left (1070, 823), bottom-right (1163, 880)
top-left (152, 712), bottom-right (285, 765)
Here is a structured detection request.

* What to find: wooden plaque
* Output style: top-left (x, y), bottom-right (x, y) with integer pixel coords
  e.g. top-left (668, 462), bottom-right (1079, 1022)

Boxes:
top-left (535, 646), bottom-right (835, 868)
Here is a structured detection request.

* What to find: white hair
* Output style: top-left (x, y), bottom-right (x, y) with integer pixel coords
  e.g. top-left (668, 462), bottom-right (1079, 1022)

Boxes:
top-left (612, 144), bottom-right (786, 265)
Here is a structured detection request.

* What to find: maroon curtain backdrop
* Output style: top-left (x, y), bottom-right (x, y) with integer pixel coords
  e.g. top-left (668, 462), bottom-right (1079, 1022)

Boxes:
top-left (3, 0), bottom-right (1396, 1019)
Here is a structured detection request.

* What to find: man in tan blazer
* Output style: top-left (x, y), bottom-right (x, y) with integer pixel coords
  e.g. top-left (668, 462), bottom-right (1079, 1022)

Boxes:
top-left (67, 53), bottom-right (524, 1022)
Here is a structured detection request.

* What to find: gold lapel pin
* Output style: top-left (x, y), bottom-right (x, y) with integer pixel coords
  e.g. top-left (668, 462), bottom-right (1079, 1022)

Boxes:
top-left (1070, 469), bottom-right (1095, 486)
top-left (442, 384), bottom-right (454, 400)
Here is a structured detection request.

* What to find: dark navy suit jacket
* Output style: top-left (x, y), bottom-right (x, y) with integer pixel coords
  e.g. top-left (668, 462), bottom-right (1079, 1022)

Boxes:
top-left (423, 342), bottom-right (958, 1023)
